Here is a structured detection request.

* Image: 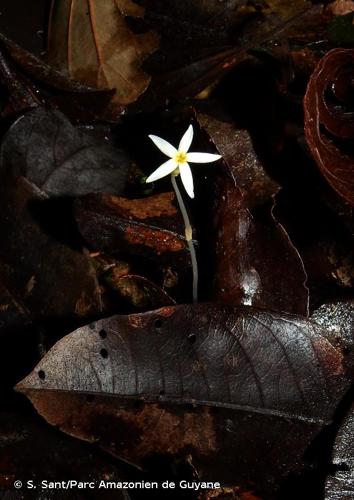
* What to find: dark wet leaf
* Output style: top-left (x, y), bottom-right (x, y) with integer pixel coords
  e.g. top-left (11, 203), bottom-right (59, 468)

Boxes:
top-left (196, 112), bottom-right (279, 208)
top-left (325, 403), bottom-right (354, 499)
top-left (0, 176), bottom-right (102, 322)
top-left (75, 191), bottom-right (188, 260)
top-left (213, 175), bottom-right (309, 315)
top-left (0, 107), bottom-right (130, 197)
top-left (47, 0), bottom-right (159, 106)
top-left (304, 48), bottom-right (354, 206)
top-left (17, 303), bottom-right (351, 497)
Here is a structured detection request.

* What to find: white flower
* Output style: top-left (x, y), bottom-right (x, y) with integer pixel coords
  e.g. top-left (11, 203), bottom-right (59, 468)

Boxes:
top-left (146, 124), bottom-right (221, 198)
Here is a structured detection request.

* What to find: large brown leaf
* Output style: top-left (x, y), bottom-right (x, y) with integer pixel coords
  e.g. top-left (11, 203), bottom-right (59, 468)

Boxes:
top-left (193, 113), bottom-right (308, 314)
top-left (17, 303), bottom-right (351, 497)
top-left (304, 48), bottom-right (354, 206)
top-left (47, 0), bottom-right (159, 106)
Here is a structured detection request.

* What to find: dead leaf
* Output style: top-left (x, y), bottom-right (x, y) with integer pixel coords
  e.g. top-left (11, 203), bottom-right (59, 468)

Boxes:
top-left (47, 0), bottom-right (159, 106)
top-left (16, 303), bottom-right (351, 497)
top-left (196, 112), bottom-right (279, 208)
top-left (74, 191), bottom-right (189, 259)
top-left (304, 48), bottom-right (354, 206)
top-left (1, 107), bottom-right (130, 197)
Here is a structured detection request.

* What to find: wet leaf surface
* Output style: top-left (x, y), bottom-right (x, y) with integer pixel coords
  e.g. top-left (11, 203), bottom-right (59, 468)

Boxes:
top-left (196, 112), bottom-right (279, 209)
top-left (213, 176), bottom-right (309, 315)
top-left (17, 303), bottom-right (351, 497)
top-left (1, 107), bottom-right (130, 197)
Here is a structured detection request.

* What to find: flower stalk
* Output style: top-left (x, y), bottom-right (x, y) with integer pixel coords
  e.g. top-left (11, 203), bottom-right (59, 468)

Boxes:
top-left (171, 174), bottom-right (198, 303)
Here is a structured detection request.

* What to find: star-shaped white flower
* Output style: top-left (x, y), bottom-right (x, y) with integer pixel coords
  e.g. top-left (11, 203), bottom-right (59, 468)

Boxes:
top-left (146, 125), bottom-right (221, 198)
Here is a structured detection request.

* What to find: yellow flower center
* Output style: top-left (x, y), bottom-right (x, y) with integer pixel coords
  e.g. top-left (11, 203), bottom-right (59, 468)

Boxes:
top-left (175, 151), bottom-right (187, 165)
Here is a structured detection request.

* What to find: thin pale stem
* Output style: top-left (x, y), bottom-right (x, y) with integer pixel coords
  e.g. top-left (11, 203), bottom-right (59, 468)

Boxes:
top-left (171, 175), bottom-right (198, 303)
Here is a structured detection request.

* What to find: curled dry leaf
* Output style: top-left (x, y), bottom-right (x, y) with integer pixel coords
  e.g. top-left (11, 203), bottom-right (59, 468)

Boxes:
top-left (17, 303), bottom-right (351, 497)
top-left (0, 107), bottom-right (130, 197)
top-left (47, 0), bottom-right (159, 106)
top-left (304, 49), bottom-right (354, 206)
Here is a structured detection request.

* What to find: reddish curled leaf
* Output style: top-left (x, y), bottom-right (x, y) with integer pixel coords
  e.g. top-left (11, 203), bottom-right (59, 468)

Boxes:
top-left (17, 303), bottom-right (351, 497)
top-left (304, 49), bottom-right (354, 206)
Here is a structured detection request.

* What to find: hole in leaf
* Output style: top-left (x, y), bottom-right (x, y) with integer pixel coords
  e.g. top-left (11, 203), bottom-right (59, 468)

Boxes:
top-left (38, 370), bottom-right (45, 380)
top-left (100, 348), bottom-right (108, 359)
top-left (99, 329), bottom-right (107, 339)
top-left (188, 333), bottom-right (197, 344)
top-left (154, 319), bottom-right (162, 329)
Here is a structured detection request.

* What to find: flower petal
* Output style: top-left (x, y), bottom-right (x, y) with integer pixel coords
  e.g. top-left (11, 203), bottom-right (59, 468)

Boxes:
top-left (179, 163), bottom-right (194, 198)
top-left (148, 135), bottom-right (177, 158)
top-left (179, 124), bottom-right (194, 153)
top-left (146, 159), bottom-right (177, 183)
top-left (186, 152), bottom-right (222, 163)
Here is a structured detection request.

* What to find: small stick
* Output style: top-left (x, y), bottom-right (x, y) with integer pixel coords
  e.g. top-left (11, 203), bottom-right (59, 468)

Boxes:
top-left (171, 174), bottom-right (198, 303)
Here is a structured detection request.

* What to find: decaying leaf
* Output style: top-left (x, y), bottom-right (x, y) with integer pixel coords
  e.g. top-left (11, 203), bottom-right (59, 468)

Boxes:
top-left (47, 0), bottom-right (159, 106)
top-left (16, 303), bottom-right (351, 497)
top-left (0, 107), bottom-right (130, 197)
top-left (304, 49), bottom-right (354, 206)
